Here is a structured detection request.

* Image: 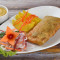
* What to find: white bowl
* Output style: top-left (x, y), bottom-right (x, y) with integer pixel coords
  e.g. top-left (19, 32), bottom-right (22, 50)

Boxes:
top-left (0, 5), bottom-right (8, 24)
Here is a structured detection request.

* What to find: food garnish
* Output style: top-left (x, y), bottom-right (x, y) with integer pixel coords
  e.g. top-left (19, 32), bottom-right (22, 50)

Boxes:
top-left (0, 26), bottom-right (27, 57)
top-left (0, 32), bottom-right (5, 38)
top-left (1, 26), bottom-right (19, 46)
top-left (12, 10), bottom-right (41, 32)
top-left (0, 47), bottom-right (16, 57)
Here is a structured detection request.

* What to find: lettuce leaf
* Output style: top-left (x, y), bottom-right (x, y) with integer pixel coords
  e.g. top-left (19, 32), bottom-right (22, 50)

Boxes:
top-left (0, 47), bottom-right (16, 57)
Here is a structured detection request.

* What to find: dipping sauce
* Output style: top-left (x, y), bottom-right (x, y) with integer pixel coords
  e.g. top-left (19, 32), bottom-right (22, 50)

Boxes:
top-left (0, 7), bottom-right (7, 16)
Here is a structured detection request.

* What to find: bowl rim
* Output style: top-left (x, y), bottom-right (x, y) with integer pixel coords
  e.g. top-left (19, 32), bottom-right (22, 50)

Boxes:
top-left (0, 5), bottom-right (8, 17)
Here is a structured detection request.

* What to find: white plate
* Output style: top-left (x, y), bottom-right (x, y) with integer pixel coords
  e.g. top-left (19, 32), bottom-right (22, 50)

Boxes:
top-left (0, 6), bottom-right (60, 54)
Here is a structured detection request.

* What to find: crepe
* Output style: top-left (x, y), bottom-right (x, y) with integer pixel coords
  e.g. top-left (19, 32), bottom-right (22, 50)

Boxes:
top-left (27, 16), bottom-right (60, 45)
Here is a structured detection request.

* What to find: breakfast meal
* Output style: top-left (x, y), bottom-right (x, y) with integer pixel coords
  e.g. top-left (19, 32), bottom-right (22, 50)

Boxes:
top-left (0, 6), bottom-right (60, 57)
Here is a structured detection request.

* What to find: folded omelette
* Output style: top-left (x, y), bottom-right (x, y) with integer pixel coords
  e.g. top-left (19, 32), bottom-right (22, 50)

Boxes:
top-left (27, 16), bottom-right (60, 45)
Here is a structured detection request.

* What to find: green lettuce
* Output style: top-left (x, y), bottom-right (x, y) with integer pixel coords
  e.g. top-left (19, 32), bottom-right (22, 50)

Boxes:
top-left (0, 47), bottom-right (16, 57)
